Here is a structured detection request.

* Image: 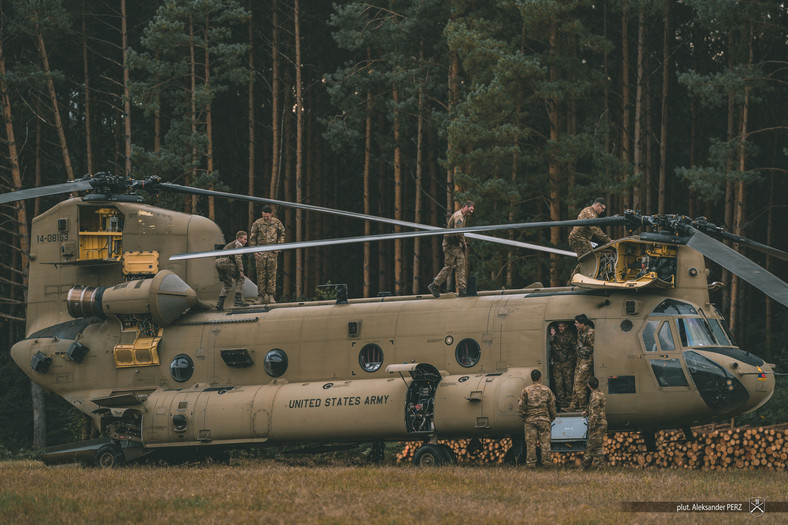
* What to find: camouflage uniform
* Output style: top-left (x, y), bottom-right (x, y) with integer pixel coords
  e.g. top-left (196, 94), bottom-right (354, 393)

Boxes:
top-left (518, 382), bottom-right (557, 468)
top-left (550, 328), bottom-right (577, 409)
top-left (568, 206), bottom-right (611, 258)
top-left (582, 389), bottom-right (607, 469)
top-left (433, 209), bottom-right (469, 292)
top-left (215, 239), bottom-right (245, 297)
top-left (249, 216), bottom-right (285, 300)
top-left (569, 326), bottom-right (595, 410)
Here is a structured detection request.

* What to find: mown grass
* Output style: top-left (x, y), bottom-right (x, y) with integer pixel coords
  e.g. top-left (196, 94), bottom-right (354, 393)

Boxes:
top-left (1, 458), bottom-right (786, 524)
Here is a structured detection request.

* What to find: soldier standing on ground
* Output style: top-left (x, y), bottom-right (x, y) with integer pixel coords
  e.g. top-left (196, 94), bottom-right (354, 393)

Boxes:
top-left (568, 314), bottom-right (595, 411)
top-left (581, 376), bottom-right (607, 470)
top-left (568, 197), bottom-right (611, 258)
top-left (518, 369), bottom-right (557, 468)
top-left (550, 321), bottom-right (577, 410)
top-left (427, 201), bottom-right (474, 298)
top-left (249, 205), bottom-right (285, 304)
top-left (215, 230), bottom-right (247, 310)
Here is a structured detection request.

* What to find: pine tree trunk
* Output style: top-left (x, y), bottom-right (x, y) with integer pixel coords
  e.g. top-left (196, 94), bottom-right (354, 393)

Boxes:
top-left (411, 55), bottom-right (425, 295)
top-left (294, 0), bottom-right (304, 298)
top-left (392, 87), bottom-right (403, 295)
top-left (632, 5), bottom-right (645, 210)
top-left (363, 85), bottom-right (372, 297)
top-left (547, 20), bottom-right (560, 287)
top-left (269, 0), bottom-right (281, 201)
top-left (247, 0), bottom-right (256, 227)
top-left (620, 0), bottom-right (631, 208)
top-left (121, 0), bottom-right (131, 176)
top-left (189, 16), bottom-right (198, 213)
top-left (36, 24), bottom-right (75, 181)
top-left (658, 0), bottom-right (670, 215)
top-left (82, 1), bottom-right (93, 174)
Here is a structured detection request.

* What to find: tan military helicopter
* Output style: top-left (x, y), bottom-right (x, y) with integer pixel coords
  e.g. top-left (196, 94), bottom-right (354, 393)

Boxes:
top-left (3, 173), bottom-right (785, 467)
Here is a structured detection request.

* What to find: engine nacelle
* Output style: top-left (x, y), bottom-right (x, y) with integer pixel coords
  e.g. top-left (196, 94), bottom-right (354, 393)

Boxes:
top-left (67, 270), bottom-right (197, 326)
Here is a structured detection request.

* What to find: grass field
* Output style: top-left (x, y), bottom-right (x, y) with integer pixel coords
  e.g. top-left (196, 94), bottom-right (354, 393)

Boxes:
top-left (1, 458), bottom-right (786, 524)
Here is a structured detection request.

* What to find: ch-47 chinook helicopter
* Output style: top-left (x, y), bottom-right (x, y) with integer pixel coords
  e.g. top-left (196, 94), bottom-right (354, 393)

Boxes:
top-left (3, 173), bottom-right (786, 467)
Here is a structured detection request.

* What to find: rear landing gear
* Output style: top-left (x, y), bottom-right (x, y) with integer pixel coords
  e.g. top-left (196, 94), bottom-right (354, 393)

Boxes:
top-left (94, 443), bottom-right (124, 468)
top-left (412, 444), bottom-right (456, 466)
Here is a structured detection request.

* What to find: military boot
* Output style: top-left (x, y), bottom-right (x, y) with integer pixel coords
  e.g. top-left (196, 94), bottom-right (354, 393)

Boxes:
top-left (215, 295), bottom-right (226, 310)
top-left (458, 288), bottom-right (467, 297)
top-left (253, 295), bottom-right (267, 305)
top-left (233, 293), bottom-right (244, 307)
top-left (267, 296), bottom-right (276, 304)
top-left (427, 282), bottom-right (440, 298)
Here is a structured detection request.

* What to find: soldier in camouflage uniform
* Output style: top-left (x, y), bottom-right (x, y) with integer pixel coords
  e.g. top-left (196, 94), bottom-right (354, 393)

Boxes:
top-left (427, 201), bottom-right (474, 298)
top-left (215, 231), bottom-right (247, 309)
top-left (581, 376), bottom-right (607, 470)
top-left (568, 197), bottom-right (611, 258)
top-left (518, 369), bottom-right (557, 468)
top-left (249, 205), bottom-right (285, 304)
top-left (550, 321), bottom-right (577, 410)
top-left (568, 314), bottom-right (595, 411)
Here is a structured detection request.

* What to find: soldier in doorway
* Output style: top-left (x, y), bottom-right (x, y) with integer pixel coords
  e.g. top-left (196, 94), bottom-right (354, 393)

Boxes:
top-left (518, 369), bottom-right (557, 468)
top-left (427, 201), bottom-right (474, 298)
top-left (249, 205), bottom-right (285, 304)
top-left (568, 314), bottom-right (595, 411)
top-left (568, 197), bottom-right (611, 258)
top-left (581, 376), bottom-right (607, 470)
top-left (550, 321), bottom-right (577, 410)
top-left (215, 230), bottom-right (247, 309)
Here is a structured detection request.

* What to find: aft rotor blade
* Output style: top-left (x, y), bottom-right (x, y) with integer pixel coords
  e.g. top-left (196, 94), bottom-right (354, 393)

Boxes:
top-left (0, 181), bottom-right (94, 205)
top-left (170, 217), bottom-right (625, 261)
top-left (157, 182), bottom-right (592, 256)
top-left (687, 229), bottom-right (788, 307)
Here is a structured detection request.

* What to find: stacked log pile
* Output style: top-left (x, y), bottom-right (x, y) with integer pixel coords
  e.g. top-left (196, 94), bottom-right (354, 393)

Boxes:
top-left (396, 424), bottom-right (788, 470)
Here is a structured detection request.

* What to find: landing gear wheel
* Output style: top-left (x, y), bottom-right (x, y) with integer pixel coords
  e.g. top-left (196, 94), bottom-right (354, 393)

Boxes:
top-left (94, 443), bottom-right (124, 468)
top-left (436, 444), bottom-right (456, 465)
top-left (412, 444), bottom-right (444, 467)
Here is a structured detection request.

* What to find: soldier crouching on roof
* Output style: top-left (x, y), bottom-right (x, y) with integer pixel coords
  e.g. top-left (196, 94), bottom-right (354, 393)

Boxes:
top-left (568, 197), bottom-right (611, 259)
top-left (215, 230), bottom-right (247, 310)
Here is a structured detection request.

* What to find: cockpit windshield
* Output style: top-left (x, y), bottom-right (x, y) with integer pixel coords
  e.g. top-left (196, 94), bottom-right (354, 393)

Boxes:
top-left (677, 317), bottom-right (715, 347)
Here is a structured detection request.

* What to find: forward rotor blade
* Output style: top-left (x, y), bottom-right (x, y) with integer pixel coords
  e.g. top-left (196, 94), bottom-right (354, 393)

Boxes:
top-left (157, 182), bottom-right (593, 257)
top-left (170, 217), bottom-right (625, 261)
top-left (0, 181), bottom-right (94, 205)
top-left (687, 229), bottom-right (788, 307)
top-left (708, 231), bottom-right (788, 263)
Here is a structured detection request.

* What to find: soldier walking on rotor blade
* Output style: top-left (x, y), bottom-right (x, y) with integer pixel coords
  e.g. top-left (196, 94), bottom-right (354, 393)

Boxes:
top-left (215, 231), bottom-right (248, 309)
top-left (427, 201), bottom-right (474, 298)
top-left (568, 197), bottom-right (611, 258)
top-left (519, 369), bottom-right (557, 468)
top-left (249, 205), bottom-right (285, 304)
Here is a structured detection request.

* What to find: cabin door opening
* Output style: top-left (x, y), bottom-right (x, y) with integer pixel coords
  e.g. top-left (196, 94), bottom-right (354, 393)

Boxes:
top-left (547, 321), bottom-right (578, 411)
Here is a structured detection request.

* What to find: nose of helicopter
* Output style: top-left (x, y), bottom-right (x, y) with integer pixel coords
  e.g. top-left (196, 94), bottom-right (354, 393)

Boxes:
top-left (683, 349), bottom-right (775, 416)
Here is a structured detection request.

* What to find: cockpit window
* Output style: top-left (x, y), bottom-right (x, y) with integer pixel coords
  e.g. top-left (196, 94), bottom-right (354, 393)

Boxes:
top-left (641, 320), bottom-right (676, 352)
top-left (649, 358), bottom-right (689, 387)
top-left (651, 299), bottom-right (698, 315)
top-left (658, 322), bottom-right (676, 352)
top-left (677, 318), bottom-right (715, 347)
top-left (708, 319), bottom-right (732, 346)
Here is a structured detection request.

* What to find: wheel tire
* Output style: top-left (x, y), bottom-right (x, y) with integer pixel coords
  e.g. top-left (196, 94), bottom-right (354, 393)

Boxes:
top-left (437, 444), bottom-right (456, 465)
top-left (94, 444), bottom-right (124, 468)
top-left (412, 444), bottom-right (443, 467)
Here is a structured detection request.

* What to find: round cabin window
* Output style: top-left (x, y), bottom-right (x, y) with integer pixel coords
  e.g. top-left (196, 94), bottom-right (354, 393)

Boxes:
top-left (455, 338), bottom-right (481, 368)
top-left (264, 349), bottom-right (288, 377)
top-left (170, 354), bottom-right (194, 383)
top-left (359, 343), bottom-right (384, 372)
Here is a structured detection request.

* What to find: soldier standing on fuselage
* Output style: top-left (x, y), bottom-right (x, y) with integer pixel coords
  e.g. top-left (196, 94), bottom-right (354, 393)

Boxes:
top-left (249, 205), bottom-right (285, 304)
top-left (581, 376), bottom-right (607, 470)
top-left (518, 369), bottom-right (557, 468)
top-left (550, 321), bottom-right (577, 410)
top-left (427, 201), bottom-right (474, 298)
top-left (568, 198), bottom-right (611, 259)
top-left (215, 230), bottom-right (247, 310)
top-left (568, 314), bottom-right (595, 411)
